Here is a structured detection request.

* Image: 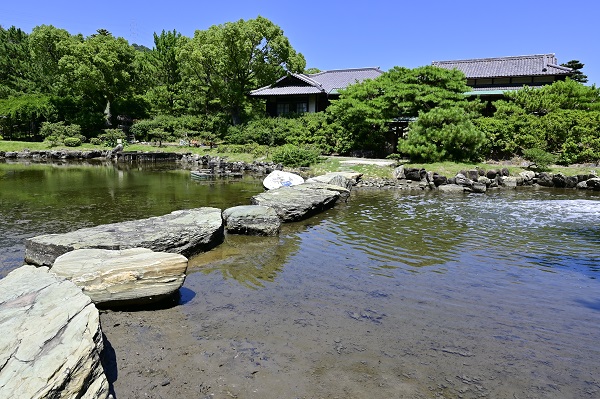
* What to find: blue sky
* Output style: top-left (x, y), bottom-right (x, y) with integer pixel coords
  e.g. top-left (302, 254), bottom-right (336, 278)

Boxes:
top-left (1, 1), bottom-right (598, 85)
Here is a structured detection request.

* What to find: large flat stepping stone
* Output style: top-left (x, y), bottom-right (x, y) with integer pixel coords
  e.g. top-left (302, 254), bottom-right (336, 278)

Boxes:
top-left (53, 248), bottom-right (189, 306)
top-left (251, 183), bottom-right (343, 222)
top-left (222, 205), bottom-right (281, 236)
top-left (25, 207), bottom-right (224, 267)
top-left (306, 172), bottom-right (356, 191)
top-left (0, 265), bottom-right (109, 398)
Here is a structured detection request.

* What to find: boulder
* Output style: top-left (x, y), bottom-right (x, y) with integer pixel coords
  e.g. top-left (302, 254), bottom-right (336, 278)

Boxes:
top-left (584, 177), bottom-right (600, 190)
top-left (437, 184), bottom-right (467, 193)
top-left (263, 170), bottom-right (304, 190)
top-left (52, 248), bottom-right (188, 306)
top-left (519, 170), bottom-right (536, 183)
top-left (404, 168), bottom-right (427, 181)
top-left (0, 265), bottom-right (109, 398)
top-left (251, 183), bottom-right (342, 222)
top-left (486, 169), bottom-right (498, 179)
top-left (537, 172), bottom-right (554, 187)
top-left (306, 173), bottom-right (354, 191)
top-left (454, 173), bottom-right (474, 187)
top-left (222, 205), bottom-right (281, 236)
top-left (499, 176), bottom-right (520, 187)
top-left (25, 207), bottom-right (224, 267)
top-left (392, 165), bottom-right (405, 180)
top-left (470, 182), bottom-right (487, 193)
top-left (432, 173), bottom-right (448, 187)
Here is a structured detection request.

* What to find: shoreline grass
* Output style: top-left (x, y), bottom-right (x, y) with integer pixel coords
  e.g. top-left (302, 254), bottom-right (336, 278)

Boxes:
top-left (1, 140), bottom-right (597, 179)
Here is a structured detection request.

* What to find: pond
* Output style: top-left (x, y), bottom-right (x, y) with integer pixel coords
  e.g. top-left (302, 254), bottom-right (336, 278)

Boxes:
top-left (1, 161), bottom-right (599, 398)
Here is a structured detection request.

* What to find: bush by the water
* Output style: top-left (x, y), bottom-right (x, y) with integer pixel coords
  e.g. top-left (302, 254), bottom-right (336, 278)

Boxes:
top-left (39, 122), bottom-right (85, 147)
top-left (63, 137), bottom-right (82, 147)
top-left (271, 144), bottom-right (321, 167)
top-left (98, 129), bottom-right (126, 147)
top-left (523, 148), bottom-right (558, 171)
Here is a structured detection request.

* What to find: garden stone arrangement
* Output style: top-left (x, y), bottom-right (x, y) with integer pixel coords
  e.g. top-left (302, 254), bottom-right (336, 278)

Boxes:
top-left (2, 166), bottom-right (598, 398)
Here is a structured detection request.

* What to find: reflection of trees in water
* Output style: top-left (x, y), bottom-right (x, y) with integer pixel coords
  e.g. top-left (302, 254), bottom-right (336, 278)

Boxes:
top-left (190, 232), bottom-right (303, 289)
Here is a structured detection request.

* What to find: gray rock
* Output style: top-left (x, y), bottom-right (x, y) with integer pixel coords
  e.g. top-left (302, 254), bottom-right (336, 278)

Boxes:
top-left (454, 173), bottom-right (474, 187)
top-left (392, 165), bottom-right (405, 180)
top-left (585, 177), bottom-right (600, 190)
top-left (306, 173), bottom-right (354, 190)
top-left (486, 169), bottom-right (498, 179)
top-left (251, 183), bottom-right (342, 222)
top-left (25, 207), bottom-right (224, 267)
top-left (222, 205), bottom-right (281, 236)
top-left (499, 176), bottom-right (520, 187)
top-left (478, 176), bottom-right (492, 186)
top-left (470, 182), bottom-right (487, 193)
top-left (437, 184), bottom-right (467, 193)
top-left (519, 171), bottom-right (535, 182)
top-left (0, 265), bottom-right (109, 398)
top-left (432, 174), bottom-right (448, 187)
top-left (537, 172), bottom-right (554, 187)
top-left (52, 248), bottom-right (188, 305)
top-left (404, 168), bottom-right (426, 181)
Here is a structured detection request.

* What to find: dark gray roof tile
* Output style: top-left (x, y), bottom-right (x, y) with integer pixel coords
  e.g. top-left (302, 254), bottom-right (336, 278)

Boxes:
top-left (432, 54), bottom-right (573, 78)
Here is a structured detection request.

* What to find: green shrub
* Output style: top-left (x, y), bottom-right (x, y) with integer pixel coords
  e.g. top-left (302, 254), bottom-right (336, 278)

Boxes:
top-left (399, 107), bottom-right (485, 163)
top-left (271, 144), bottom-right (321, 167)
top-left (98, 129), bottom-right (126, 147)
top-left (0, 135), bottom-right (3, 140)
top-left (89, 137), bottom-right (102, 146)
top-left (63, 137), bottom-right (82, 147)
top-left (39, 121), bottom-right (82, 147)
top-left (216, 143), bottom-right (269, 157)
top-left (523, 148), bottom-right (557, 171)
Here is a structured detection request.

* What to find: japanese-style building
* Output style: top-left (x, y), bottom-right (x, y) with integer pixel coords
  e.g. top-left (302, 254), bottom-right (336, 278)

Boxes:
top-left (432, 53), bottom-right (573, 97)
top-left (249, 67), bottom-right (383, 116)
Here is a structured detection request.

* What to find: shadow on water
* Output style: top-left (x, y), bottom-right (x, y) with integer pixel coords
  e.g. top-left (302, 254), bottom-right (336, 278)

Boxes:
top-left (575, 298), bottom-right (600, 311)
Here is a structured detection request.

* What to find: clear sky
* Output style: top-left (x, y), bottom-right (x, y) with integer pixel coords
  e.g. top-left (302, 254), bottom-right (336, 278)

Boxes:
top-left (1, 0), bottom-right (598, 85)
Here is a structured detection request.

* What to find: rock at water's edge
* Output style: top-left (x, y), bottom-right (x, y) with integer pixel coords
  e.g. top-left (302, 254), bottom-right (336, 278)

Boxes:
top-left (251, 183), bottom-right (341, 222)
top-left (0, 265), bottom-right (109, 399)
top-left (25, 207), bottom-right (224, 267)
top-left (52, 248), bottom-right (188, 306)
top-left (263, 170), bottom-right (304, 190)
top-left (223, 205), bottom-right (281, 236)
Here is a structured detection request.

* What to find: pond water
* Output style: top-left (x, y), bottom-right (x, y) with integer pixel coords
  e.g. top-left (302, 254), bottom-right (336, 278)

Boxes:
top-left (1, 161), bottom-right (599, 398)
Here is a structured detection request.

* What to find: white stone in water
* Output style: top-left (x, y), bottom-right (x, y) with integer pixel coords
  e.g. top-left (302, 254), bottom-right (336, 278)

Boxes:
top-left (0, 265), bottom-right (109, 398)
top-left (263, 170), bottom-right (304, 190)
top-left (52, 248), bottom-right (188, 305)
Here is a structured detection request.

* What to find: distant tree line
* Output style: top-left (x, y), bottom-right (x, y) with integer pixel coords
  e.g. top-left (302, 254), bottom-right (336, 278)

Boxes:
top-left (1, 19), bottom-right (598, 166)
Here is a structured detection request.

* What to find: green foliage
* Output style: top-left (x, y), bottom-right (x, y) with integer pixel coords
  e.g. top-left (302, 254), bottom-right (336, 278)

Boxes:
top-left (560, 60), bottom-right (588, 84)
top-left (522, 148), bottom-right (557, 171)
top-left (0, 94), bottom-right (57, 140)
top-left (63, 136), bottom-right (82, 147)
top-left (89, 137), bottom-right (102, 145)
top-left (216, 143), bottom-right (269, 157)
top-left (327, 65), bottom-right (475, 155)
top-left (399, 107), bottom-right (485, 162)
top-left (39, 121), bottom-right (83, 146)
top-left (98, 129), bottom-right (126, 147)
top-left (481, 80), bottom-right (600, 164)
top-left (179, 16), bottom-right (306, 124)
top-left (271, 144), bottom-right (321, 167)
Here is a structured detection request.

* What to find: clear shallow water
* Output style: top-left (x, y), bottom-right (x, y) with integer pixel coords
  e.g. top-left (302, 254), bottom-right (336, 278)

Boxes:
top-left (2, 161), bottom-right (600, 398)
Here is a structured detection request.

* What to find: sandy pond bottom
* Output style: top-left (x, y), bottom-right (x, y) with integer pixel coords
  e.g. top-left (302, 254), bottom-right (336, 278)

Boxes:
top-left (99, 193), bottom-right (600, 399)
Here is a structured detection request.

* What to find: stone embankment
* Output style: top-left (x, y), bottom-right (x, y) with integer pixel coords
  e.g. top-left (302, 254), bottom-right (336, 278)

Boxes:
top-left (0, 149), bottom-right (283, 175)
top-left (357, 165), bottom-right (600, 192)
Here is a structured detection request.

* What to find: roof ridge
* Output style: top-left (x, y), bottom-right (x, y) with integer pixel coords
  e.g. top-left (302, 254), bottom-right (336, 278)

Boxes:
top-left (309, 67), bottom-right (382, 76)
top-left (291, 73), bottom-right (324, 91)
top-left (433, 54), bottom-right (556, 64)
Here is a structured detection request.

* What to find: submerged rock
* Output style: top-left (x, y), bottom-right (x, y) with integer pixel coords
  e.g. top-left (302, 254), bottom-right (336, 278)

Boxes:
top-left (251, 183), bottom-right (342, 222)
top-left (0, 265), bottom-right (109, 398)
top-left (222, 205), bottom-right (281, 236)
top-left (25, 207), bottom-right (224, 267)
top-left (52, 248), bottom-right (189, 306)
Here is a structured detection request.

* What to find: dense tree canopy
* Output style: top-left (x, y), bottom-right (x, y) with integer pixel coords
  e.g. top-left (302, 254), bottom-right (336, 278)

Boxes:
top-left (560, 60), bottom-right (588, 84)
top-left (179, 16), bottom-right (305, 124)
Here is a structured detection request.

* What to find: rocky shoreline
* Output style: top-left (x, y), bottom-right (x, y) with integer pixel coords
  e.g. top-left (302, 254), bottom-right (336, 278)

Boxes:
top-left (2, 148), bottom-right (598, 192)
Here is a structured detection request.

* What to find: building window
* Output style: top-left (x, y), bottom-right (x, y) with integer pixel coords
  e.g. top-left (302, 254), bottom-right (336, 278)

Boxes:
top-left (277, 103), bottom-right (290, 116)
top-left (297, 102), bottom-right (308, 113)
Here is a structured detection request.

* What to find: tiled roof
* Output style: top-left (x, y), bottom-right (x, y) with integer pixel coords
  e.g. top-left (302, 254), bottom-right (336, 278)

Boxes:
top-left (250, 67), bottom-right (383, 96)
top-left (432, 54), bottom-right (573, 79)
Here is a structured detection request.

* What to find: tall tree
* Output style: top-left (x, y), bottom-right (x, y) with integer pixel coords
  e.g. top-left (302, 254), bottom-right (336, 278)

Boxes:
top-left (57, 29), bottom-right (137, 127)
top-left (28, 25), bottom-right (74, 94)
top-left (560, 60), bottom-right (588, 84)
top-left (179, 16), bottom-right (305, 124)
top-left (143, 29), bottom-right (187, 115)
top-left (0, 26), bottom-right (32, 97)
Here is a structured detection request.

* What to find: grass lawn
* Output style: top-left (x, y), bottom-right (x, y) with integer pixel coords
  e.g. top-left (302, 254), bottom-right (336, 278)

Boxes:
top-left (1, 140), bottom-right (596, 179)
